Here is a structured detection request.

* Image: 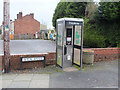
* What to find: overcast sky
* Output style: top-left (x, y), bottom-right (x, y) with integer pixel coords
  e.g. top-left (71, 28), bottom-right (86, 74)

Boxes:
top-left (0, 0), bottom-right (60, 29)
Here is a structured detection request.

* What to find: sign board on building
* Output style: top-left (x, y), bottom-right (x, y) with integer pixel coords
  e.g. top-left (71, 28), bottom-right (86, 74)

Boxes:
top-left (20, 56), bottom-right (46, 70)
top-left (66, 21), bottom-right (82, 26)
top-left (22, 57), bottom-right (45, 62)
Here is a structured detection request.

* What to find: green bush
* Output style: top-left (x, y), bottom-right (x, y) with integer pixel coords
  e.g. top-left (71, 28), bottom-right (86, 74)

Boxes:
top-left (83, 19), bottom-right (106, 48)
top-left (52, 2), bottom-right (120, 48)
top-left (83, 18), bottom-right (120, 48)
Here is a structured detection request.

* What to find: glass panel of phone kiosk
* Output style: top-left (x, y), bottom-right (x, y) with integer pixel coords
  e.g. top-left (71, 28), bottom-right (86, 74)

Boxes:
top-left (56, 22), bottom-right (63, 67)
top-left (56, 18), bottom-right (83, 70)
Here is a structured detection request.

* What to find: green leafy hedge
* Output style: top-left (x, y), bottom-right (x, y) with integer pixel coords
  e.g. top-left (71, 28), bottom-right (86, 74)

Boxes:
top-left (83, 19), bottom-right (106, 48)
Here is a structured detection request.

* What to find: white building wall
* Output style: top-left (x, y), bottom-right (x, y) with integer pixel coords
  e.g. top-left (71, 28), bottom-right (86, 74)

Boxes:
top-left (40, 24), bottom-right (47, 30)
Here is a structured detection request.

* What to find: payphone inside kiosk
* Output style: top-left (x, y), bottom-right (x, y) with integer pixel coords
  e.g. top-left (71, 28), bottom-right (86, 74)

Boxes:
top-left (56, 18), bottom-right (84, 70)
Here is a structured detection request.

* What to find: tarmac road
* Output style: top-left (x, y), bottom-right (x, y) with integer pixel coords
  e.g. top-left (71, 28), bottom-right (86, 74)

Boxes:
top-left (0, 40), bottom-right (56, 55)
top-left (50, 60), bottom-right (118, 88)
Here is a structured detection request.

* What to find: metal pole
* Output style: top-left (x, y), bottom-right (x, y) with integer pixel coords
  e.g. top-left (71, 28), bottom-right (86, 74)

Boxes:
top-left (44, 55), bottom-right (46, 68)
top-left (3, 0), bottom-right (10, 73)
top-left (80, 24), bottom-right (84, 70)
top-left (20, 56), bottom-right (23, 70)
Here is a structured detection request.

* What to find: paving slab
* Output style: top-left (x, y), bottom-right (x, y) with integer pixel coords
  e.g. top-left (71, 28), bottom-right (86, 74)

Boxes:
top-left (2, 80), bottom-right (13, 88)
top-left (2, 74), bottom-right (18, 80)
top-left (8, 81), bottom-right (30, 88)
top-left (29, 80), bottom-right (49, 88)
top-left (32, 74), bottom-right (49, 80)
top-left (2, 73), bottom-right (50, 88)
top-left (14, 74), bottom-right (33, 81)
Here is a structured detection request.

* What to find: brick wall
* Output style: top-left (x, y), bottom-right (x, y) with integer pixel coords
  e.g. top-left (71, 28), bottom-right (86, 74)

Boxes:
top-left (10, 54), bottom-right (44, 70)
top-left (46, 52), bottom-right (56, 65)
top-left (1, 48), bottom-right (119, 71)
top-left (0, 53), bottom-right (56, 71)
top-left (86, 48), bottom-right (120, 62)
top-left (14, 13), bottom-right (40, 35)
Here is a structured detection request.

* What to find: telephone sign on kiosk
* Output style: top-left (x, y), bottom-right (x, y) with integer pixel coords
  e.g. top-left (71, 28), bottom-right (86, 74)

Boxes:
top-left (56, 18), bottom-right (84, 70)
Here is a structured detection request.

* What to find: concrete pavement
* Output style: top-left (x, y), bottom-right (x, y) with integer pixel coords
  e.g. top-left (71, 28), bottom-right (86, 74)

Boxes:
top-left (2, 74), bottom-right (49, 88)
top-left (1, 60), bottom-right (118, 88)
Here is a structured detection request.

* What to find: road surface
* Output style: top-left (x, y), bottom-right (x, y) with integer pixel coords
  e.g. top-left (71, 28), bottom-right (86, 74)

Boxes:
top-left (0, 40), bottom-right (56, 55)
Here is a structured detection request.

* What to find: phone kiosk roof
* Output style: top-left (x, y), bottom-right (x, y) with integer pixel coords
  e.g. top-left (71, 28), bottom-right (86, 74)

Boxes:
top-left (57, 18), bottom-right (84, 22)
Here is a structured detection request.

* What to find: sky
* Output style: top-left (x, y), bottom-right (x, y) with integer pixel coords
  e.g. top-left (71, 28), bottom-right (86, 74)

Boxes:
top-left (0, 0), bottom-right (60, 29)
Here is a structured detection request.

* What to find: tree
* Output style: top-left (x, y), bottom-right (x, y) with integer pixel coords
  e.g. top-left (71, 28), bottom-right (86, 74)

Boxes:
top-left (52, 2), bottom-right (69, 28)
top-left (83, 19), bottom-right (106, 48)
top-left (94, 2), bottom-right (120, 22)
top-left (65, 2), bottom-right (87, 18)
top-left (92, 2), bottom-right (120, 47)
top-left (52, 1), bottom-right (120, 47)
top-left (85, 2), bottom-right (98, 19)
top-left (52, 2), bottom-right (87, 28)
